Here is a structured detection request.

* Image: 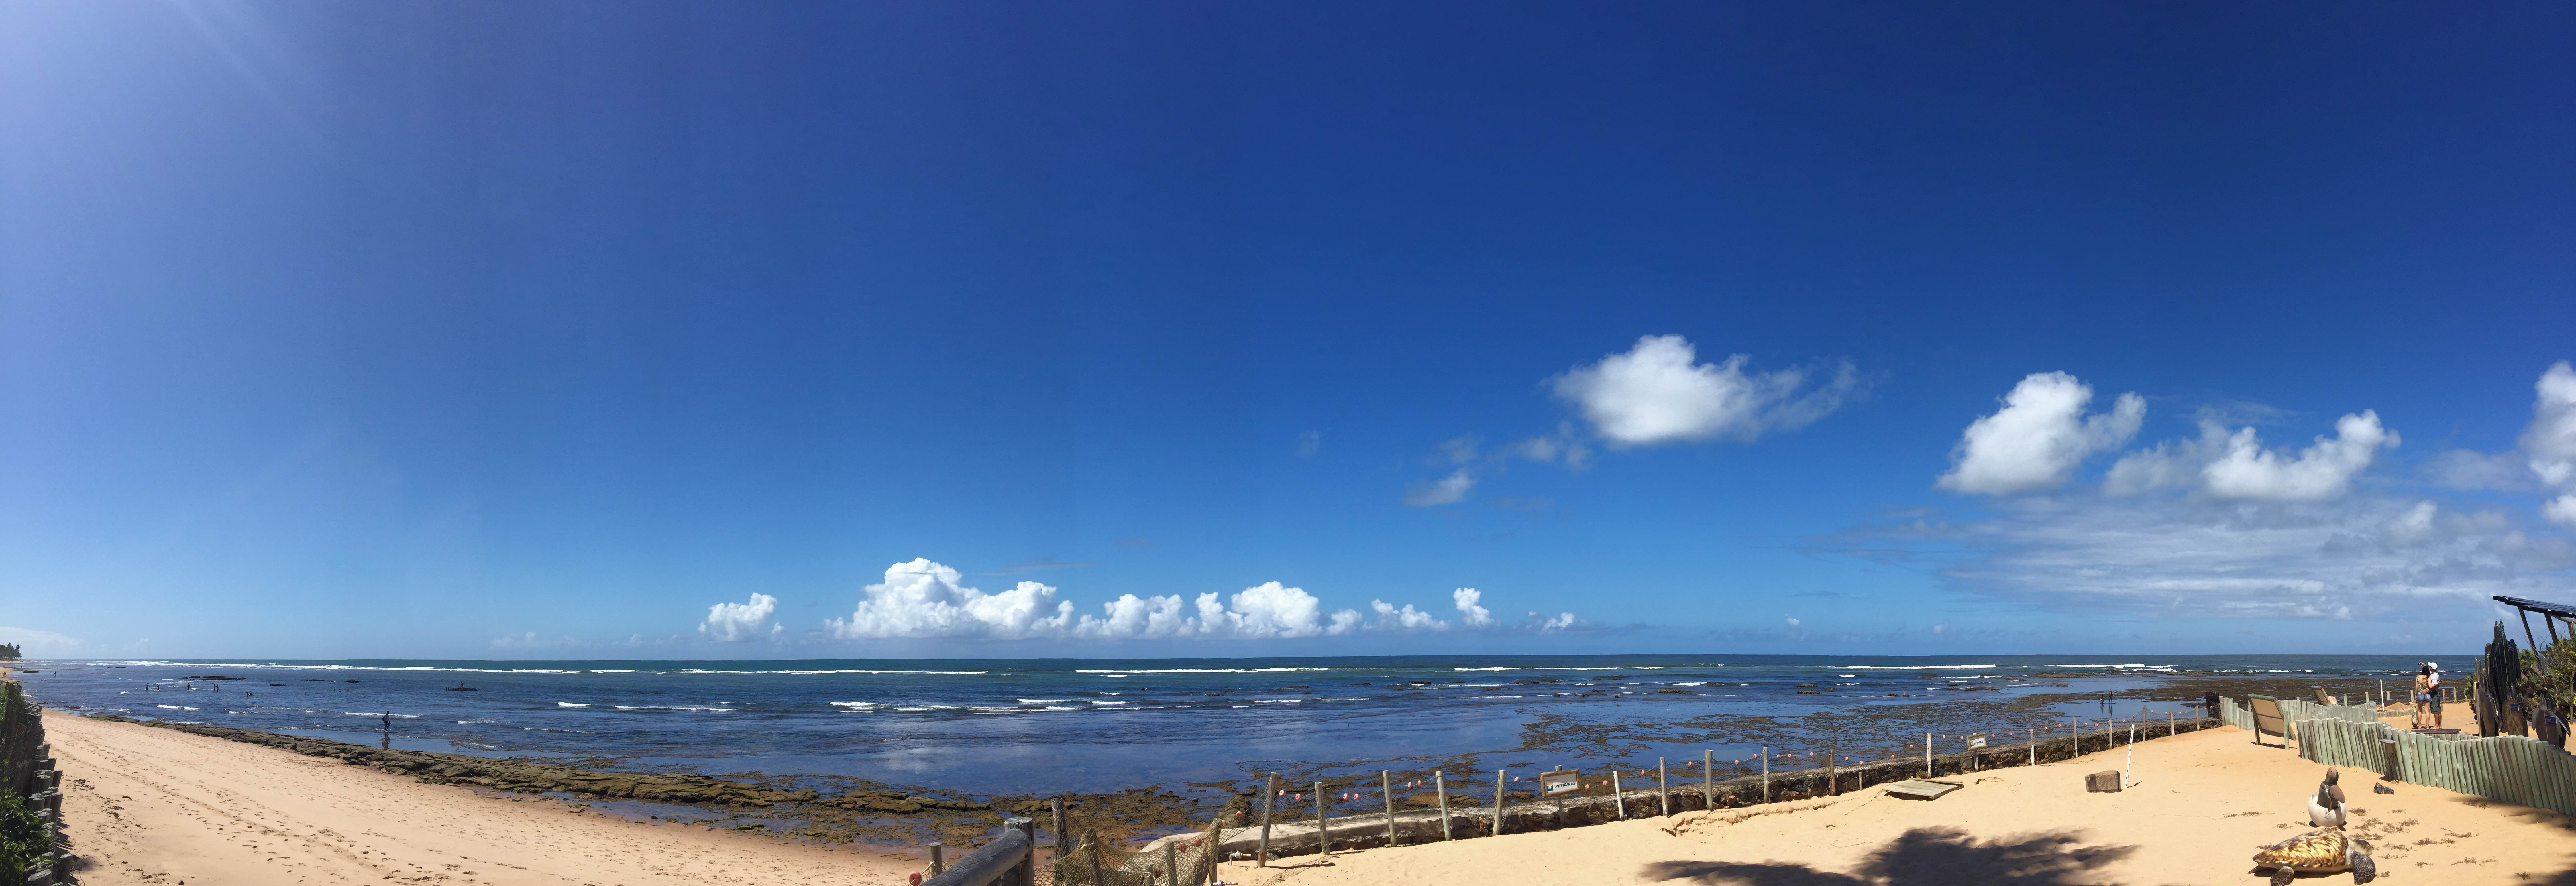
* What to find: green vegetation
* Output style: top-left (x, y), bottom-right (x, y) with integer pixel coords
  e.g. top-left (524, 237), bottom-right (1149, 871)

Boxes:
top-left (0, 790), bottom-right (43, 886)
top-left (0, 645), bottom-right (17, 661)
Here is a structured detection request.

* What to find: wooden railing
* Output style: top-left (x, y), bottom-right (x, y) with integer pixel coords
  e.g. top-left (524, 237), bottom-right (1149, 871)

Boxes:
top-left (922, 817), bottom-right (1036, 886)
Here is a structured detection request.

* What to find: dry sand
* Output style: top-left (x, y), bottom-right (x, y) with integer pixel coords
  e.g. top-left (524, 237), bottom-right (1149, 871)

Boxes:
top-left (43, 710), bottom-right (921, 886)
top-left (1220, 714), bottom-right (2576, 886)
top-left (38, 704), bottom-right (2576, 886)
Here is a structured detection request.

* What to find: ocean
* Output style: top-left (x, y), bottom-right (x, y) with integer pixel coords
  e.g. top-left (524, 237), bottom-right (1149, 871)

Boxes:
top-left (15, 653), bottom-right (2455, 805)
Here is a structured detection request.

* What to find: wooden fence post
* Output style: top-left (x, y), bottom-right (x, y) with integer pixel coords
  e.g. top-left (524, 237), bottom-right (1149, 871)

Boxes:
top-left (1611, 769), bottom-right (1625, 818)
top-left (1257, 773), bottom-right (1277, 866)
top-left (1015, 817), bottom-right (1036, 886)
top-left (2029, 727), bottom-right (2036, 766)
top-left (1314, 781), bottom-right (1330, 856)
top-left (1924, 732), bottom-right (1932, 777)
top-left (1381, 770), bottom-right (1397, 847)
top-left (1760, 747), bottom-right (1770, 802)
top-left (929, 842), bottom-right (944, 877)
top-left (1827, 748), bottom-right (1837, 796)
top-left (1435, 771), bottom-right (1451, 841)
top-left (1164, 839), bottom-right (1178, 886)
top-left (1658, 758), bottom-right (1669, 816)
top-left (1702, 750), bottom-right (1713, 810)
top-left (1051, 797), bottom-right (1068, 871)
top-left (1491, 770), bottom-right (1506, 836)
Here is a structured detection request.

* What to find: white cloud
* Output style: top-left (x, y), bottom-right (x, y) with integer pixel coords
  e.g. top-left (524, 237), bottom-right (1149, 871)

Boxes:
top-left (2523, 361), bottom-right (2576, 488)
top-left (2545, 495), bottom-right (2576, 528)
top-left (816, 560), bottom-right (1556, 641)
top-left (1402, 469), bottom-right (1476, 506)
top-left (2200, 411), bottom-right (2396, 501)
top-left (1938, 372), bottom-right (2144, 495)
top-left (825, 559), bottom-right (1076, 640)
top-left (1192, 581), bottom-right (1330, 638)
top-left (699, 593), bottom-right (781, 642)
top-left (1930, 620), bottom-right (1949, 635)
top-left (1296, 430), bottom-right (1322, 458)
top-left (0, 626), bottom-right (80, 657)
top-left (1367, 600), bottom-right (1448, 631)
top-left (1328, 609), bottom-right (1365, 635)
top-left (1843, 494), bottom-right (2574, 621)
top-left (1550, 335), bottom-right (1857, 447)
top-left (1535, 612), bottom-right (1577, 632)
top-left (2103, 420), bottom-right (2230, 495)
top-left (1453, 588), bottom-right (1497, 628)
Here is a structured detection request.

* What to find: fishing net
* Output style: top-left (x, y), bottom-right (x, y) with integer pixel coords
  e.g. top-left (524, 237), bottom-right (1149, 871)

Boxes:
top-left (1045, 817), bottom-right (1224, 886)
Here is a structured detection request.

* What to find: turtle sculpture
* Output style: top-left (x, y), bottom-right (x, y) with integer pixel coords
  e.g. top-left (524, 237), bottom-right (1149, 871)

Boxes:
top-left (2251, 828), bottom-right (2376, 884)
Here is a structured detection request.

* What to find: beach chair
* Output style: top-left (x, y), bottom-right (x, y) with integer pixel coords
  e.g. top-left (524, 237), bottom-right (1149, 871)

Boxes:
top-left (2246, 694), bottom-right (2288, 748)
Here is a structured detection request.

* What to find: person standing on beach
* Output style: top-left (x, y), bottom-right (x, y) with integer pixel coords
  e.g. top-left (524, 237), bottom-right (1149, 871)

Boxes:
top-left (2410, 664), bottom-right (2433, 729)
top-left (2424, 664), bottom-right (2444, 729)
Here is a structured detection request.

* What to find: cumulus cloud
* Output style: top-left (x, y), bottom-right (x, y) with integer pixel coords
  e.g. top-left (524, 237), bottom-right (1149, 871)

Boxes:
top-left (1453, 588), bottom-right (1497, 627)
top-left (1535, 612), bottom-right (1578, 632)
top-left (1938, 372), bottom-right (2145, 495)
top-left (826, 559), bottom-right (1076, 640)
top-left (2524, 362), bottom-right (2576, 484)
top-left (1402, 469), bottom-right (1476, 506)
top-left (2104, 409), bottom-right (2399, 501)
top-left (2545, 495), bottom-right (2576, 528)
top-left (1550, 335), bottom-right (1858, 447)
top-left (2200, 411), bottom-right (2396, 501)
top-left (818, 560), bottom-right (1564, 641)
top-left (699, 593), bottom-right (782, 642)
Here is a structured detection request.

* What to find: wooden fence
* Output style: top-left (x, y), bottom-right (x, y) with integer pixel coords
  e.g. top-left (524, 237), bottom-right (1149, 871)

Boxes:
top-left (2218, 695), bottom-right (2576, 818)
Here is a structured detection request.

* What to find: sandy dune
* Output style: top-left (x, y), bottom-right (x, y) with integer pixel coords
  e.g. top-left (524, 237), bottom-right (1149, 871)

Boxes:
top-left (1219, 717), bottom-right (2576, 886)
top-left (44, 710), bottom-right (919, 886)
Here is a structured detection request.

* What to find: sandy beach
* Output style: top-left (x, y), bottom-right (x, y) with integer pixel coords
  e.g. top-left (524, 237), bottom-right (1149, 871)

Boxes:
top-left (36, 703), bottom-right (2576, 886)
top-left (42, 710), bottom-right (919, 886)
top-left (1214, 712), bottom-right (2576, 886)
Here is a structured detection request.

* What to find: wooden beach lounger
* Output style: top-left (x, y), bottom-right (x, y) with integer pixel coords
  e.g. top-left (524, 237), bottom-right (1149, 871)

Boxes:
top-left (2246, 694), bottom-right (2289, 748)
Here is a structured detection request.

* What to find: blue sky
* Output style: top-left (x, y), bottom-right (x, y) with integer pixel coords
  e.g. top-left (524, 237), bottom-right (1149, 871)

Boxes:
top-left (3, 2), bottom-right (2572, 659)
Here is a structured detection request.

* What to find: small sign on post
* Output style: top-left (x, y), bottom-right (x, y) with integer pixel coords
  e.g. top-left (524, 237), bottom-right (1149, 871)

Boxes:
top-left (1539, 769), bottom-right (1580, 797)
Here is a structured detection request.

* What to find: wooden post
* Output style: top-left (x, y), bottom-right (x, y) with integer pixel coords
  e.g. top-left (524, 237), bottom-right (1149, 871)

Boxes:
top-left (1052, 797), bottom-right (1069, 869)
top-left (2029, 727), bottom-right (2036, 766)
top-left (1257, 773), bottom-right (1277, 866)
top-left (2071, 715), bottom-right (2078, 754)
top-left (1924, 732), bottom-right (1933, 777)
top-left (1827, 748), bottom-right (1837, 796)
top-left (1165, 839), bottom-right (1178, 886)
top-left (1491, 770), bottom-right (1507, 836)
top-left (1314, 781), bottom-right (1330, 856)
top-left (1760, 747), bottom-right (1770, 802)
top-left (928, 842), bottom-right (944, 877)
top-left (1016, 817), bottom-right (1036, 886)
top-left (1611, 769), bottom-right (1625, 818)
top-left (1435, 771), bottom-right (1452, 841)
top-left (1658, 758), bottom-right (1669, 816)
top-left (1381, 770), bottom-right (1397, 847)
top-left (1702, 750), bottom-right (1713, 810)
top-left (1087, 830), bottom-right (1104, 885)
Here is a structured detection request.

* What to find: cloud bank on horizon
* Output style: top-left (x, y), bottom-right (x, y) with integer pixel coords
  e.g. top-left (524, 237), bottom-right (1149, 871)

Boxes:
top-left (697, 559), bottom-right (1575, 643)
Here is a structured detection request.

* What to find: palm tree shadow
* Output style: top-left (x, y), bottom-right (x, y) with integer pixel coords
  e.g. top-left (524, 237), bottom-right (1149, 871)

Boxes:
top-left (1641, 826), bottom-right (2138, 886)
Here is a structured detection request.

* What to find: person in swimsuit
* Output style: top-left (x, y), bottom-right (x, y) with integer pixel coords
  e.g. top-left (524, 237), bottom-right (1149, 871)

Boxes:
top-left (2410, 663), bottom-right (2433, 729)
top-left (2426, 663), bottom-right (2444, 729)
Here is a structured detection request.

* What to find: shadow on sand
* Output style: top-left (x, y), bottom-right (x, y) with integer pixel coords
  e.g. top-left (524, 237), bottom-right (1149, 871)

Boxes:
top-left (1640, 826), bottom-right (2137, 886)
